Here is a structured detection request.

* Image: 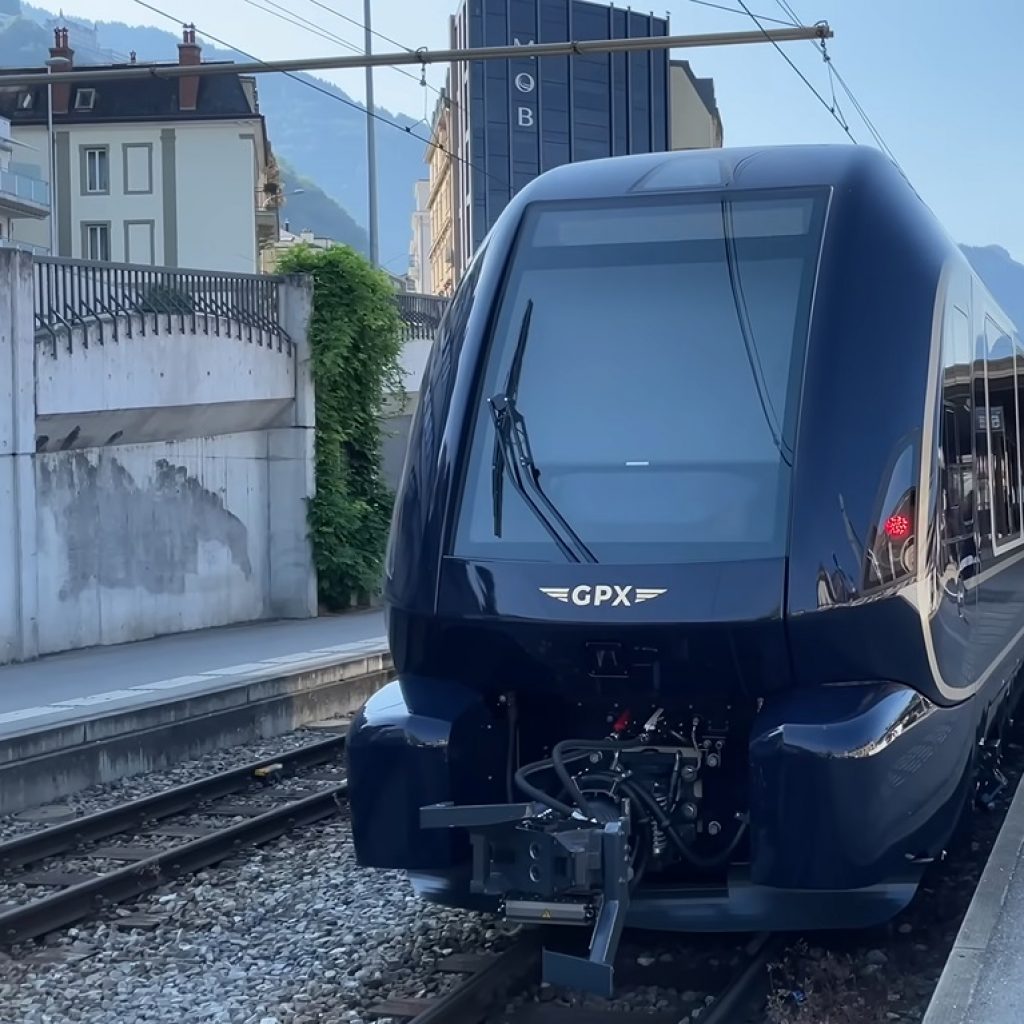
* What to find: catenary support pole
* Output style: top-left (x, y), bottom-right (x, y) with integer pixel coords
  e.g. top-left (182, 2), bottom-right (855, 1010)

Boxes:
top-left (0, 25), bottom-right (832, 87)
top-left (364, 0), bottom-right (379, 267)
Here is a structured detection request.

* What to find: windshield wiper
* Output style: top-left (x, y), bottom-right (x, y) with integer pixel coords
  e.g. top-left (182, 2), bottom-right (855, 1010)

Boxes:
top-left (489, 300), bottom-right (597, 564)
top-left (720, 201), bottom-right (793, 467)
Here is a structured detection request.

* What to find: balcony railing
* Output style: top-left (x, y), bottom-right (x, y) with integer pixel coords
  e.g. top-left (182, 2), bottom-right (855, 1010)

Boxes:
top-left (33, 256), bottom-right (290, 354)
top-left (0, 169), bottom-right (50, 209)
top-left (395, 291), bottom-right (448, 340)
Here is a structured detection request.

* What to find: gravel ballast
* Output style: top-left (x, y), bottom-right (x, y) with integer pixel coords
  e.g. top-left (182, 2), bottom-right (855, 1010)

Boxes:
top-left (0, 725), bottom-right (1019, 1023)
top-left (0, 808), bottom-right (519, 1024)
top-left (0, 728), bottom-right (343, 843)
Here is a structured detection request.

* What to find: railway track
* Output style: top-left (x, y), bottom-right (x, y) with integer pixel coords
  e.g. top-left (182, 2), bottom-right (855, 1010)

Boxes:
top-left (0, 732), bottom-right (349, 945)
top-left (367, 931), bottom-right (777, 1024)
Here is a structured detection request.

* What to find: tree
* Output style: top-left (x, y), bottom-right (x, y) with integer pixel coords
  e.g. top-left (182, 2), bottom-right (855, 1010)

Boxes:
top-left (277, 243), bottom-right (404, 609)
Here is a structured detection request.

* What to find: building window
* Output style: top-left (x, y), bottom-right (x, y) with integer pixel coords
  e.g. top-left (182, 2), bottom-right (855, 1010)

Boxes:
top-left (122, 143), bottom-right (153, 194)
top-left (83, 223), bottom-right (110, 262)
top-left (74, 88), bottom-right (97, 111)
top-left (84, 147), bottom-right (109, 194)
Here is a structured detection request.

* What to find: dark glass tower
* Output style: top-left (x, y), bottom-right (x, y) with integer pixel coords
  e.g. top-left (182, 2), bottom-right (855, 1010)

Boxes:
top-left (450, 0), bottom-right (671, 278)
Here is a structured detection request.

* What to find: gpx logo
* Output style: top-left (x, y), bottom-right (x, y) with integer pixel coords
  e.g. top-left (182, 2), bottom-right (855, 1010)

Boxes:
top-left (539, 585), bottom-right (667, 608)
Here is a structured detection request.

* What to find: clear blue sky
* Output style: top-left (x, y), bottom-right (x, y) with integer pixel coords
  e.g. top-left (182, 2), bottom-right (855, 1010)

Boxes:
top-left (66, 0), bottom-right (1024, 260)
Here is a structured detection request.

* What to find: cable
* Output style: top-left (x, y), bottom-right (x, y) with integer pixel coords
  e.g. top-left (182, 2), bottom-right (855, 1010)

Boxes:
top-left (686, 1), bottom-right (796, 27)
top-left (772, 0), bottom-right (906, 173)
top-left (828, 62), bottom-right (902, 167)
top-left (290, 0), bottom-right (466, 125)
top-left (237, 0), bottom-right (435, 109)
top-left (772, 0), bottom-right (804, 25)
top-left (298, 0), bottom-right (416, 55)
top-left (132, 0), bottom-right (509, 190)
top-left (731, 0), bottom-right (858, 144)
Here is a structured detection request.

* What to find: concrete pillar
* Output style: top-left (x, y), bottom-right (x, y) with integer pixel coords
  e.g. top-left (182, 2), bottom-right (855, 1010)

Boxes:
top-left (267, 273), bottom-right (317, 618)
top-left (0, 249), bottom-right (39, 662)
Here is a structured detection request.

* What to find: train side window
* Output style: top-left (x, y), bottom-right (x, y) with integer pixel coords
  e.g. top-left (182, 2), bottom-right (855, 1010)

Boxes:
top-left (1014, 331), bottom-right (1024, 535)
top-left (982, 316), bottom-right (1022, 548)
top-left (940, 304), bottom-right (976, 572)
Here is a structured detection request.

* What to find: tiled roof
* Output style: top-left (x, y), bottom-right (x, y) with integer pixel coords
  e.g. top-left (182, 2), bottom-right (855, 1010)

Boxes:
top-left (0, 63), bottom-right (257, 125)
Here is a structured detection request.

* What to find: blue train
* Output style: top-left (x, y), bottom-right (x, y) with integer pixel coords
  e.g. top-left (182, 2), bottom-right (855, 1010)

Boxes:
top-left (347, 144), bottom-right (1023, 994)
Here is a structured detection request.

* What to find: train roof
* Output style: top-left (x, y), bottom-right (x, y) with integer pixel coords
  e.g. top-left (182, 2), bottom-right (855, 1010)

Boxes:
top-left (512, 143), bottom-right (908, 204)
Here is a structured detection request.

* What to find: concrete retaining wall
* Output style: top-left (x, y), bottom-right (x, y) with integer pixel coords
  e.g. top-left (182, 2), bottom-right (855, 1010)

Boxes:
top-left (0, 248), bottom-right (318, 664)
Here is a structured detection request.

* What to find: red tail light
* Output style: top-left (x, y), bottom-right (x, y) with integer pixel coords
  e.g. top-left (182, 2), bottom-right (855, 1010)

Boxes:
top-left (884, 514), bottom-right (912, 539)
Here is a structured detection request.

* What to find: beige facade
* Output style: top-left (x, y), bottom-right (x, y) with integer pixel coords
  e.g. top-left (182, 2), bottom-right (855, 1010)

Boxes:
top-left (408, 179), bottom-right (432, 294)
top-left (425, 89), bottom-right (456, 298)
top-left (669, 61), bottom-right (724, 150)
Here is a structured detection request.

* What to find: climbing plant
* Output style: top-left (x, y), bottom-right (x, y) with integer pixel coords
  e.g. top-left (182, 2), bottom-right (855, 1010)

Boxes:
top-left (277, 244), bottom-right (404, 609)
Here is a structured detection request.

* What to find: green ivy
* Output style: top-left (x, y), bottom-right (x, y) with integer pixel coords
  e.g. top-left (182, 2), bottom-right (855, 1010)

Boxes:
top-left (277, 244), bottom-right (405, 610)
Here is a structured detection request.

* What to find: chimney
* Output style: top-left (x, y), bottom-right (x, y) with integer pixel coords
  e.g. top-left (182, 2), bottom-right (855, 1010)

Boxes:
top-left (178, 23), bottom-right (201, 112)
top-left (49, 27), bottom-right (74, 117)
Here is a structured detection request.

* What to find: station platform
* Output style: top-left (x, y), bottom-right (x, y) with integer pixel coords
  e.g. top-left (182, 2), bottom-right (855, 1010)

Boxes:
top-left (0, 610), bottom-right (386, 738)
top-left (924, 773), bottom-right (1024, 1024)
top-left (0, 611), bottom-right (389, 814)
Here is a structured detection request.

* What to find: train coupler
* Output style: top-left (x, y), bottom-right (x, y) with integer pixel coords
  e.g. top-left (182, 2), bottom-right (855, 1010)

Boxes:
top-left (420, 801), bottom-right (631, 997)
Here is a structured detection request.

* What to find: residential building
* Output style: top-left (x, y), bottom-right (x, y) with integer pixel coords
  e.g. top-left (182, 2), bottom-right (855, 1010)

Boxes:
top-left (261, 223), bottom-right (414, 295)
top-left (425, 87), bottom-right (455, 297)
top-left (261, 222), bottom-right (334, 273)
top-left (449, 0), bottom-right (672, 280)
top-left (408, 179), bottom-right (432, 295)
top-left (0, 26), bottom-right (275, 272)
top-left (0, 114), bottom-right (49, 252)
top-left (670, 60), bottom-right (723, 150)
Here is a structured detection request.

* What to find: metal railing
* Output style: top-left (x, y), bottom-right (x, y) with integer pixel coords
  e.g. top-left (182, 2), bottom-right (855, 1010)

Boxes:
top-left (395, 291), bottom-right (448, 340)
top-left (33, 257), bottom-right (291, 354)
top-left (0, 169), bottom-right (49, 208)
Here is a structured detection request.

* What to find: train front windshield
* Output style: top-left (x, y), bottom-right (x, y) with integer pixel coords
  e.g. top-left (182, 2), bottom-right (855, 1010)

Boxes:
top-left (453, 189), bottom-right (829, 565)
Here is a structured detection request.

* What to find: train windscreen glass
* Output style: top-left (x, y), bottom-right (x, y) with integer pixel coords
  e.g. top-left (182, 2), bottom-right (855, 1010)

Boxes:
top-left (453, 189), bottom-right (829, 564)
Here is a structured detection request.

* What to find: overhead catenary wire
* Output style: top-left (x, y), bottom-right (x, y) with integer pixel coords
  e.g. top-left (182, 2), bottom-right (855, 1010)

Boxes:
top-left (730, 0), bottom-right (858, 144)
top-left (292, 0), bottom-right (462, 122)
top-left (298, 0), bottom-right (416, 56)
top-left (682, 0), bottom-right (898, 155)
top-left (685, 1), bottom-right (796, 27)
top-left (766, 0), bottom-right (905, 172)
top-left (236, 0), bottom-right (438, 119)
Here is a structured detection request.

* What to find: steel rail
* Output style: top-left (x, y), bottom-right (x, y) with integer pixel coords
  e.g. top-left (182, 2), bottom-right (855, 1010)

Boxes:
top-left (388, 929), bottom-right (777, 1022)
top-left (0, 782), bottom-right (347, 944)
top-left (702, 931), bottom-right (778, 1024)
top-left (0, 734), bottom-right (347, 872)
top-left (409, 935), bottom-right (542, 1024)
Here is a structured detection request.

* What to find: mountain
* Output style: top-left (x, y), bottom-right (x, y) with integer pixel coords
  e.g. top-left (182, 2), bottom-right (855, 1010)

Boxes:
top-left (961, 245), bottom-right (1024, 331)
top-left (278, 161), bottom-right (369, 254)
top-left (2, 6), bottom-right (424, 267)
